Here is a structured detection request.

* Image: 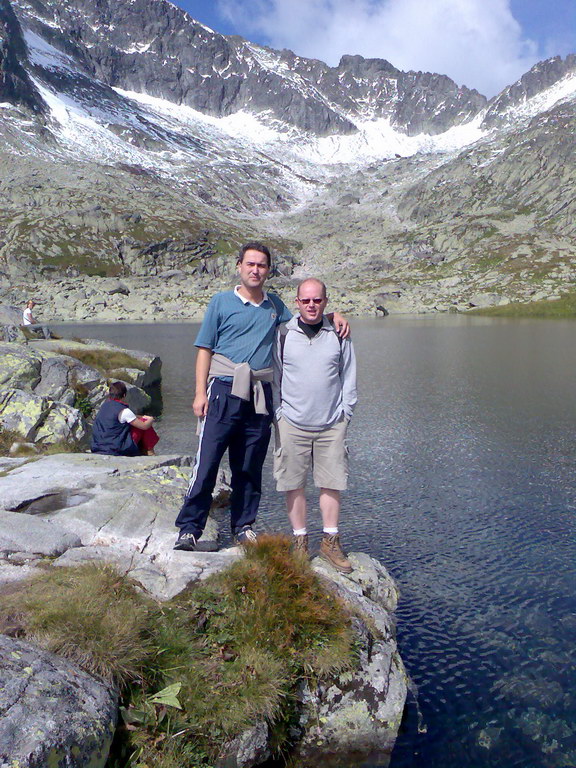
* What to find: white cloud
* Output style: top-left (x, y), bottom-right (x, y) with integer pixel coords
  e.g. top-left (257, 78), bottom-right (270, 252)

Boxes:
top-left (217, 0), bottom-right (540, 96)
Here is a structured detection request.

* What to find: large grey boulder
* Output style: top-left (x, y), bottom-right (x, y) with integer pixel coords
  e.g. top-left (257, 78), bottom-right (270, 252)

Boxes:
top-left (32, 339), bottom-right (162, 387)
top-left (34, 354), bottom-right (105, 406)
top-left (218, 554), bottom-right (407, 768)
top-left (468, 292), bottom-right (506, 308)
top-left (0, 388), bottom-right (87, 444)
top-left (0, 342), bottom-right (43, 389)
top-left (0, 635), bottom-right (117, 768)
top-left (0, 509), bottom-right (81, 556)
top-left (0, 304), bottom-right (23, 326)
top-left (1, 324), bottom-right (27, 343)
top-left (291, 555), bottom-right (407, 764)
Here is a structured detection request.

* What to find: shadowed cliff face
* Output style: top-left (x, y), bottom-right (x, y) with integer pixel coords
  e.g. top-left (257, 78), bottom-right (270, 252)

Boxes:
top-left (8, 0), bottom-right (486, 136)
top-left (0, 0), bottom-right (44, 113)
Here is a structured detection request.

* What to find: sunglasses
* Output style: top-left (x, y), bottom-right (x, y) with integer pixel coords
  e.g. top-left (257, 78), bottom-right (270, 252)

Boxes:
top-left (297, 297), bottom-right (324, 305)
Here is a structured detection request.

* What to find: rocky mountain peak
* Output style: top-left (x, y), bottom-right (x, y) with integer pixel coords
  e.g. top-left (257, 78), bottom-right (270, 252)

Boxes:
top-left (8, 0), bottom-right (490, 136)
top-left (482, 54), bottom-right (576, 127)
top-left (338, 54), bottom-right (400, 77)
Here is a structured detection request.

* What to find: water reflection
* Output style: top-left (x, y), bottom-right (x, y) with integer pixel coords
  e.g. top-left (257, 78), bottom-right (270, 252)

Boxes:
top-left (55, 317), bottom-right (576, 768)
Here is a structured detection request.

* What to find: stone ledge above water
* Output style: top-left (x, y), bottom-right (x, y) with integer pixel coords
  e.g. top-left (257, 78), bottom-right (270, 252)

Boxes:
top-left (0, 453), bottom-right (407, 768)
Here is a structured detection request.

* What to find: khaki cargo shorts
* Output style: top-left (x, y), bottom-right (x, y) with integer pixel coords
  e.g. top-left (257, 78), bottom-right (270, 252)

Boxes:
top-left (273, 415), bottom-right (349, 491)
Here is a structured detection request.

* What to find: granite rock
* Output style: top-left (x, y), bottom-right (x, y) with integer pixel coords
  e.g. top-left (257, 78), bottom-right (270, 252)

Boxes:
top-left (0, 453), bottom-right (229, 600)
top-left (0, 634), bottom-right (117, 768)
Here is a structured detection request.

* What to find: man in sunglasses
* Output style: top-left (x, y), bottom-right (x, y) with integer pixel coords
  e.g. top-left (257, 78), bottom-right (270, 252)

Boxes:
top-left (174, 245), bottom-right (349, 552)
top-left (272, 278), bottom-right (357, 572)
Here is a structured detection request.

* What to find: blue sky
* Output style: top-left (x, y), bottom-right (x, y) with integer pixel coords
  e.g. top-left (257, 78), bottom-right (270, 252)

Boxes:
top-left (172, 0), bottom-right (575, 97)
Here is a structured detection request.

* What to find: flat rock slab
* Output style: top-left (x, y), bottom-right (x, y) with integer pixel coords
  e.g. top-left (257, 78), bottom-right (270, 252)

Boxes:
top-left (0, 509), bottom-right (81, 556)
top-left (55, 545), bottom-right (241, 601)
top-left (0, 453), bottom-right (226, 600)
top-left (0, 453), bottom-right (193, 510)
top-left (0, 634), bottom-right (117, 768)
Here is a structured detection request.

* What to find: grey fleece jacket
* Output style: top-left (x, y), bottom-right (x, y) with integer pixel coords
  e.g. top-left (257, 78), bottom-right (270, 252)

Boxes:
top-left (272, 315), bottom-right (357, 431)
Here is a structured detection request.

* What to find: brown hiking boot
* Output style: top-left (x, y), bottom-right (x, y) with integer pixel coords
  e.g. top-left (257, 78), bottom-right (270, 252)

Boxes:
top-left (292, 534), bottom-right (309, 557)
top-left (319, 534), bottom-right (353, 573)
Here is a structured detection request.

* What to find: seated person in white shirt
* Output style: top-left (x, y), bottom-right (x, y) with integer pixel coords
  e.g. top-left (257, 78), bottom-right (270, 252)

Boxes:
top-left (22, 299), bottom-right (50, 339)
top-left (91, 381), bottom-right (159, 456)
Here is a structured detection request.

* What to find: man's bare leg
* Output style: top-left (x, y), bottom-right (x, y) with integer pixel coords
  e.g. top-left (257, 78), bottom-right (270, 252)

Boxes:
top-left (286, 488), bottom-right (307, 530)
top-left (319, 488), bottom-right (340, 529)
top-left (286, 488), bottom-right (308, 554)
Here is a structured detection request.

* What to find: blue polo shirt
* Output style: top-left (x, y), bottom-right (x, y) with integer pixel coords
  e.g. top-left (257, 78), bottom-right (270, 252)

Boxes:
top-left (195, 289), bottom-right (292, 370)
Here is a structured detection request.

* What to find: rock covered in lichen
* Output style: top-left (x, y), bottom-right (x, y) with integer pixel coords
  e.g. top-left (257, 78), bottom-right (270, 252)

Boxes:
top-left (0, 330), bottom-right (160, 448)
top-left (0, 452), bottom-right (407, 767)
top-left (0, 453), bottom-right (226, 600)
top-left (288, 555), bottom-right (407, 765)
top-left (0, 634), bottom-right (117, 768)
top-left (0, 342), bottom-right (43, 389)
top-left (0, 387), bottom-right (87, 444)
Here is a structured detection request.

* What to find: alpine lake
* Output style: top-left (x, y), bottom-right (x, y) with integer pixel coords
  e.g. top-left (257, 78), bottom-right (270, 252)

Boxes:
top-left (55, 316), bottom-right (576, 768)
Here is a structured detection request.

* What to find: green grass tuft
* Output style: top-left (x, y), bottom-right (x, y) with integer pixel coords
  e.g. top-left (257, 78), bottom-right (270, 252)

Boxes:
top-left (0, 536), bottom-right (357, 767)
top-left (469, 292), bottom-right (576, 318)
top-left (0, 563), bottom-right (158, 684)
top-left (54, 347), bottom-right (147, 373)
top-left (0, 426), bottom-right (86, 457)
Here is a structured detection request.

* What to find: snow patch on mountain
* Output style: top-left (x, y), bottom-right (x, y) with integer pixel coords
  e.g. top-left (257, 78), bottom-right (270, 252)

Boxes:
top-left (33, 79), bottom-right (119, 147)
top-left (23, 28), bottom-right (77, 73)
top-left (30, 78), bottom-right (177, 172)
top-left (116, 88), bottom-right (285, 144)
top-left (123, 40), bottom-right (155, 54)
top-left (117, 88), bottom-right (487, 166)
top-left (494, 72), bottom-right (576, 122)
top-left (293, 114), bottom-right (488, 163)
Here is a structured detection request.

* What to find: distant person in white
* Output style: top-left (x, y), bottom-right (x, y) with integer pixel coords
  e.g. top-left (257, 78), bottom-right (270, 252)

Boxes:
top-left (22, 300), bottom-right (36, 325)
top-left (272, 278), bottom-right (357, 573)
top-left (22, 299), bottom-right (50, 338)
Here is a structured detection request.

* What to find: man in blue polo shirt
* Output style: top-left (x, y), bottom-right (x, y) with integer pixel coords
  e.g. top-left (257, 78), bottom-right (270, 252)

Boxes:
top-left (174, 242), bottom-right (347, 551)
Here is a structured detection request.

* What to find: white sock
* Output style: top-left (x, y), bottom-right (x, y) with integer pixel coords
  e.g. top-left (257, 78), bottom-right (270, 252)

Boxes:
top-left (293, 528), bottom-right (307, 536)
top-left (323, 527), bottom-right (338, 535)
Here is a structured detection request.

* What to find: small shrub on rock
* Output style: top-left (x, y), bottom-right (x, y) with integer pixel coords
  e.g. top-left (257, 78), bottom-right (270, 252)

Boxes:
top-left (0, 563), bottom-right (158, 684)
top-left (0, 427), bottom-right (25, 455)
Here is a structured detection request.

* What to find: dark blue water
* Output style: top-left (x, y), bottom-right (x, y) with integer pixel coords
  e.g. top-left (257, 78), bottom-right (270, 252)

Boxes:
top-left (55, 317), bottom-right (576, 768)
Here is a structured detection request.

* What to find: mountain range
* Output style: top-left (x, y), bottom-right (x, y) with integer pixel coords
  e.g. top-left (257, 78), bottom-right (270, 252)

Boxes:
top-left (1, 0), bottom-right (575, 317)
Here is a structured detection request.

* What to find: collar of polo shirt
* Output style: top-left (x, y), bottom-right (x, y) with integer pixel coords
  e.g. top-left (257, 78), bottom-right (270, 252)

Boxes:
top-left (234, 285), bottom-right (269, 307)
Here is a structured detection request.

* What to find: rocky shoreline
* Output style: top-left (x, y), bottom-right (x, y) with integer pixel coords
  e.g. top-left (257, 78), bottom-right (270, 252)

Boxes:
top-left (0, 452), bottom-right (407, 768)
top-left (0, 272), bottom-right (521, 325)
top-left (0, 303), bottom-right (161, 448)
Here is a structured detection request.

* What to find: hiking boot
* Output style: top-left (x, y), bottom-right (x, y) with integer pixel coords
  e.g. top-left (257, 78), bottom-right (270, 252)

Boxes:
top-left (235, 526), bottom-right (258, 546)
top-left (174, 531), bottom-right (198, 551)
top-left (319, 534), bottom-right (353, 573)
top-left (292, 534), bottom-right (309, 557)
